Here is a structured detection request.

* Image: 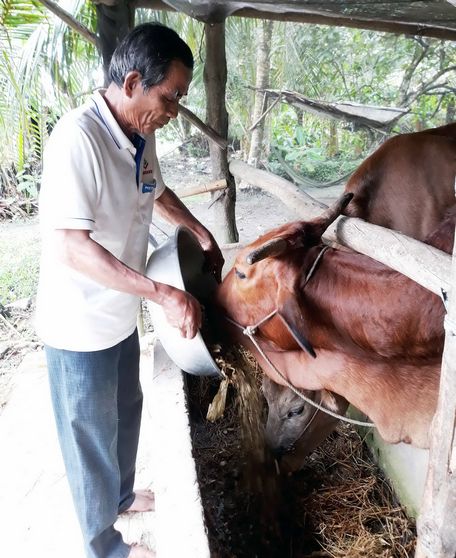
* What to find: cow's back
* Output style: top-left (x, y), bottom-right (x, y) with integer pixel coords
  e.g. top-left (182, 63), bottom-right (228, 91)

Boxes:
top-left (344, 127), bottom-right (456, 240)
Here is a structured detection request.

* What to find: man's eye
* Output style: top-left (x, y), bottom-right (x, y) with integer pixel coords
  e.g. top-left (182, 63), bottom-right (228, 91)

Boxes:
top-left (235, 268), bottom-right (246, 279)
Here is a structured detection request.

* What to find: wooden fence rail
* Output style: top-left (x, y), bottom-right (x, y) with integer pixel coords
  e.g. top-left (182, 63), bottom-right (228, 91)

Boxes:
top-left (229, 159), bottom-right (452, 298)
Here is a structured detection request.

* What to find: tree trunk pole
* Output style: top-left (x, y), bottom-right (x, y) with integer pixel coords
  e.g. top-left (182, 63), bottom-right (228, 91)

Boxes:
top-left (203, 22), bottom-right (239, 243)
top-left (415, 194), bottom-right (456, 557)
top-left (248, 20), bottom-right (273, 167)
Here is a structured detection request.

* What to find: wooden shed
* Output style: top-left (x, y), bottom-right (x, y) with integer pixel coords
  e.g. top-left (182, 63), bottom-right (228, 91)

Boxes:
top-left (35, 1), bottom-right (456, 556)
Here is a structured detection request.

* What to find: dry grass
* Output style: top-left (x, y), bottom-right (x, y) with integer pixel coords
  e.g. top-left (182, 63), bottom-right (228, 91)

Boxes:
top-left (300, 425), bottom-right (416, 557)
top-left (191, 344), bottom-right (416, 558)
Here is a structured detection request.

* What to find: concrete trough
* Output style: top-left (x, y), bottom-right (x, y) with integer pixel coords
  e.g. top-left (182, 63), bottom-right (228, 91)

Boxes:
top-left (351, 408), bottom-right (429, 518)
top-left (151, 340), bottom-right (211, 557)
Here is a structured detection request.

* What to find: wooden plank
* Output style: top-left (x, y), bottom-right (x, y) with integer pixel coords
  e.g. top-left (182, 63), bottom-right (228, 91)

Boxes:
top-left (133, 1), bottom-right (456, 41)
top-left (229, 159), bottom-right (452, 297)
top-left (174, 178), bottom-right (227, 198)
top-left (178, 105), bottom-right (228, 150)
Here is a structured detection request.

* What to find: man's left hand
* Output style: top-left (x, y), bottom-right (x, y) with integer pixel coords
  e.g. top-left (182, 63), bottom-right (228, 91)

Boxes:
top-left (201, 234), bottom-right (225, 283)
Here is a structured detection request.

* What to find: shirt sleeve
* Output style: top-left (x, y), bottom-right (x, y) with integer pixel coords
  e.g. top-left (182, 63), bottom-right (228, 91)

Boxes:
top-left (39, 119), bottom-right (99, 231)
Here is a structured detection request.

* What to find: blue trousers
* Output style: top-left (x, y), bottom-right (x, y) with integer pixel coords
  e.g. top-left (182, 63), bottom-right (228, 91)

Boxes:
top-left (45, 330), bottom-right (142, 558)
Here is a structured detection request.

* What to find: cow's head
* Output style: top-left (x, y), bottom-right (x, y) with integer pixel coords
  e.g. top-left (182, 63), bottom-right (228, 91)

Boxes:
top-left (215, 192), bottom-right (353, 355)
top-left (262, 376), bottom-right (349, 472)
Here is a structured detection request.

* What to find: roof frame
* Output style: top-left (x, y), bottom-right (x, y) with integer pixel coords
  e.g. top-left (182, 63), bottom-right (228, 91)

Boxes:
top-left (132, 0), bottom-right (456, 41)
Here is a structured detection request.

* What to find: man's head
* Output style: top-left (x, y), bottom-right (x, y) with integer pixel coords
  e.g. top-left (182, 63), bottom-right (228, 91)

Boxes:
top-left (106, 23), bottom-right (194, 135)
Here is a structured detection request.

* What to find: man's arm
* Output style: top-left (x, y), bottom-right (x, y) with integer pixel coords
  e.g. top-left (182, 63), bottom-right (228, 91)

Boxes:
top-left (154, 187), bottom-right (225, 281)
top-left (52, 229), bottom-right (202, 339)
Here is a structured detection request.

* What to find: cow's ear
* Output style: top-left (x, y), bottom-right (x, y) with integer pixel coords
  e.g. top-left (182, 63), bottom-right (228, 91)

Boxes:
top-left (306, 192), bottom-right (354, 242)
top-left (277, 295), bottom-right (316, 358)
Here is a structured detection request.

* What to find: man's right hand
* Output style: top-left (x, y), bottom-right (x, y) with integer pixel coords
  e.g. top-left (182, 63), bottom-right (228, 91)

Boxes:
top-left (160, 286), bottom-right (202, 339)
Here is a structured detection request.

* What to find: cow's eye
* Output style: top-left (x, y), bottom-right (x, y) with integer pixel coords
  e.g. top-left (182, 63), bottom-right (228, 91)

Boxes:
top-left (235, 268), bottom-right (246, 279)
top-left (287, 405), bottom-right (305, 419)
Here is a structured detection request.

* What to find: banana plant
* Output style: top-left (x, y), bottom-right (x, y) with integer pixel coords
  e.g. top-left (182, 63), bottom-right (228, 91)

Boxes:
top-left (0, 0), bottom-right (98, 198)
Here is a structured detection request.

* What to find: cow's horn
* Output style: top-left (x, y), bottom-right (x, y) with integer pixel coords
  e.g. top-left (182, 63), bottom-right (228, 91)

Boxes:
top-left (246, 238), bottom-right (288, 265)
top-left (318, 192), bottom-right (354, 227)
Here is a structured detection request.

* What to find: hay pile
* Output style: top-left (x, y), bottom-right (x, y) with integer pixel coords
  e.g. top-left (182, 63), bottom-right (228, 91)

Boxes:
top-left (188, 344), bottom-right (416, 557)
top-left (294, 424), bottom-right (416, 557)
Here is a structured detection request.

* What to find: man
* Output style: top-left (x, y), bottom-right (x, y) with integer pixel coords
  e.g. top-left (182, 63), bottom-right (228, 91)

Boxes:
top-left (35, 23), bottom-right (224, 558)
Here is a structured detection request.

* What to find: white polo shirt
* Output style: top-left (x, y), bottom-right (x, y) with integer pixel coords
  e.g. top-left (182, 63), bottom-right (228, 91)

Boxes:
top-left (35, 90), bottom-right (166, 351)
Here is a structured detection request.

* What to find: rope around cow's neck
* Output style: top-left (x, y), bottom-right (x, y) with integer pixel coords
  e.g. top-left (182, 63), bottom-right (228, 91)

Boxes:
top-left (224, 244), bottom-right (375, 428)
top-left (230, 317), bottom-right (375, 428)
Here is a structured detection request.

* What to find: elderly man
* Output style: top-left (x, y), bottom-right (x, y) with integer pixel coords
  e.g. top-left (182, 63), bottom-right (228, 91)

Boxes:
top-left (36, 23), bottom-right (223, 558)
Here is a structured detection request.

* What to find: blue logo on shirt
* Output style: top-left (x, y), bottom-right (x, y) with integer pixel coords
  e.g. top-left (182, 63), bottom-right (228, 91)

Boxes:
top-left (142, 180), bottom-right (156, 193)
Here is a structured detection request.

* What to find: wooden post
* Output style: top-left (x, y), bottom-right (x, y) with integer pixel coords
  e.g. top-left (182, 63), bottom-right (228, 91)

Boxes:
top-left (95, 0), bottom-right (133, 84)
top-left (415, 224), bottom-right (456, 556)
top-left (203, 22), bottom-right (239, 243)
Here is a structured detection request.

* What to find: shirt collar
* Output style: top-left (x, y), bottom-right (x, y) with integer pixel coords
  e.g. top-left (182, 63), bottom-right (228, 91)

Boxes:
top-left (91, 89), bottom-right (138, 154)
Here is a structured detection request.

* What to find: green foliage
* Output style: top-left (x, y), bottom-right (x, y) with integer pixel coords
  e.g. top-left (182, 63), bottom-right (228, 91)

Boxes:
top-left (248, 23), bottom-right (456, 179)
top-left (0, 228), bottom-right (40, 303)
top-left (0, 255), bottom-right (39, 303)
top-left (1, 5), bottom-right (455, 200)
top-left (0, 0), bottom-right (99, 202)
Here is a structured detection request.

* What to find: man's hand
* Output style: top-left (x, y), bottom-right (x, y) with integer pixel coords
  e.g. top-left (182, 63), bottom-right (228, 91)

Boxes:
top-left (160, 286), bottom-right (202, 339)
top-left (200, 234), bottom-right (225, 283)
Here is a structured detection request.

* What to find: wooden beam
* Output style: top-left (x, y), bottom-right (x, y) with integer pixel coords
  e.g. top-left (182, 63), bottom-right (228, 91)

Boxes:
top-left (132, 1), bottom-right (456, 42)
top-left (36, 0), bottom-right (97, 44)
top-left (229, 159), bottom-right (452, 297)
top-left (233, 8), bottom-right (456, 42)
top-left (174, 179), bottom-right (227, 198)
top-left (178, 105), bottom-right (228, 150)
top-left (415, 218), bottom-right (456, 557)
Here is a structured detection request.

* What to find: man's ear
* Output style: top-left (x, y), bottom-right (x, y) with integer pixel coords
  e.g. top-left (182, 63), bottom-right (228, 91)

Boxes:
top-left (123, 71), bottom-right (142, 98)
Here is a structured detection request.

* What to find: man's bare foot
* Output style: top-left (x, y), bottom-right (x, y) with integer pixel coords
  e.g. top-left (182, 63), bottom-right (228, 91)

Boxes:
top-left (125, 489), bottom-right (155, 513)
top-left (127, 543), bottom-right (155, 557)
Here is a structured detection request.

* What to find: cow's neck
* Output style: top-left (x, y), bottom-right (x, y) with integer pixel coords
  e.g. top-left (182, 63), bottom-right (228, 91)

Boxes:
top-left (313, 350), bottom-right (439, 447)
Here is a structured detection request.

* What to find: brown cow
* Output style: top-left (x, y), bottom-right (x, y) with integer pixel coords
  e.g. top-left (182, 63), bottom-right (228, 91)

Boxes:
top-left (343, 123), bottom-right (456, 241)
top-left (259, 123), bottom-right (456, 468)
top-left (215, 194), bottom-right (453, 450)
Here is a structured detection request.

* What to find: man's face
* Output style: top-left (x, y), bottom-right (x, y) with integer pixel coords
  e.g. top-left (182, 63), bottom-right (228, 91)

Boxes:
top-left (125, 59), bottom-right (192, 135)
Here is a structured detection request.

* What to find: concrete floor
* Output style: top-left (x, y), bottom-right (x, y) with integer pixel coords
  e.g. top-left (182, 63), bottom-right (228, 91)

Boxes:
top-left (0, 335), bottom-right (210, 558)
top-left (0, 343), bottom-right (156, 557)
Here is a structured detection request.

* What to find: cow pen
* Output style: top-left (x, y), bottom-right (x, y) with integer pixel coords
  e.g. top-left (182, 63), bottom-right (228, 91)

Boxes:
top-left (145, 157), bottom-right (455, 556)
top-left (227, 160), bottom-right (456, 554)
top-left (4, 0), bottom-right (456, 555)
